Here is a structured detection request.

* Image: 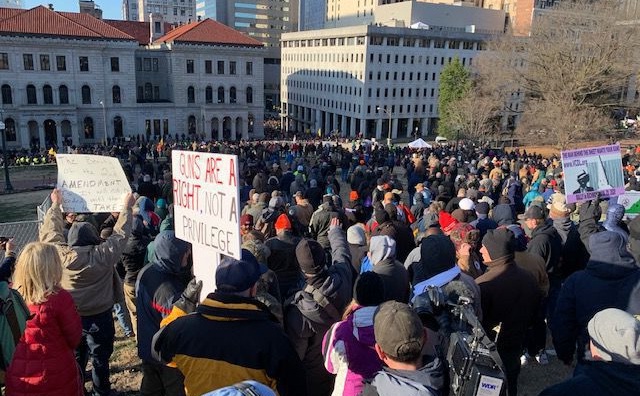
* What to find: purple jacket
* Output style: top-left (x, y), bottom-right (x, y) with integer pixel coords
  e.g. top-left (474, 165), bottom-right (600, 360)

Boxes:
top-left (322, 306), bottom-right (382, 396)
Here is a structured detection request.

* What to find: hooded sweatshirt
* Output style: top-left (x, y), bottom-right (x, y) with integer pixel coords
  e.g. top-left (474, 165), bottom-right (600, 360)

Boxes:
top-left (360, 357), bottom-right (444, 396)
top-left (136, 231), bottom-right (191, 362)
top-left (551, 231), bottom-right (640, 365)
top-left (370, 236), bottom-right (410, 303)
top-left (322, 306), bottom-right (381, 396)
top-left (491, 203), bottom-right (515, 226)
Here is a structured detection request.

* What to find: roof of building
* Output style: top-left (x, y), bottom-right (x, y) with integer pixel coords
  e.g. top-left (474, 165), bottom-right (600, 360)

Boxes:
top-left (104, 19), bottom-right (173, 45)
top-left (0, 5), bottom-right (135, 40)
top-left (154, 18), bottom-right (263, 47)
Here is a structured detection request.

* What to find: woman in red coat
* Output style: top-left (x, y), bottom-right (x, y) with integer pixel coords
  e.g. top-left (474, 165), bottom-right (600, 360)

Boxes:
top-left (6, 242), bottom-right (83, 396)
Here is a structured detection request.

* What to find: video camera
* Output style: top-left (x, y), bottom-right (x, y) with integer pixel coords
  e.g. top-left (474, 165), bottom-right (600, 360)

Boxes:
top-left (412, 285), bottom-right (507, 396)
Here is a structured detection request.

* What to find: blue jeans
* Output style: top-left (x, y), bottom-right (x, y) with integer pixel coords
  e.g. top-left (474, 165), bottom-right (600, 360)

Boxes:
top-left (76, 309), bottom-right (115, 396)
top-left (113, 302), bottom-right (133, 336)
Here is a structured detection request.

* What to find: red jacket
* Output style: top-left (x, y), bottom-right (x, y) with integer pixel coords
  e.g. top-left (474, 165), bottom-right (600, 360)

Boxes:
top-left (6, 289), bottom-right (83, 396)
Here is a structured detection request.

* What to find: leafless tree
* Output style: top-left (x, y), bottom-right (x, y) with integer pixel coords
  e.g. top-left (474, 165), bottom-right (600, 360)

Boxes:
top-left (475, 0), bottom-right (640, 149)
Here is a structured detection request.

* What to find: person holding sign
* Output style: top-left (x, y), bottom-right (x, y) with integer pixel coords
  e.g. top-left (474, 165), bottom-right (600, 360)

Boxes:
top-left (39, 188), bottom-right (135, 396)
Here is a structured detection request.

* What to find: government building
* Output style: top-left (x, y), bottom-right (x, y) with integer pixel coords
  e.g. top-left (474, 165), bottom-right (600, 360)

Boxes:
top-left (0, 5), bottom-right (265, 149)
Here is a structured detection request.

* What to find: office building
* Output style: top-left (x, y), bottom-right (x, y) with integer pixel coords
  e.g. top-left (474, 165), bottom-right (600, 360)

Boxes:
top-left (123, 0), bottom-right (197, 23)
top-left (0, 5), bottom-right (265, 149)
top-left (281, 2), bottom-right (504, 138)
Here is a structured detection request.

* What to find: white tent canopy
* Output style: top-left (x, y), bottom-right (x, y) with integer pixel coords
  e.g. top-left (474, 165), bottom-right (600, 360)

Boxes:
top-left (408, 138), bottom-right (432, 149)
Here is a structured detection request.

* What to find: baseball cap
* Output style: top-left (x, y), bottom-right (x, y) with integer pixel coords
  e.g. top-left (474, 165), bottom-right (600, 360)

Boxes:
top-left (459, 198), bottom-right (475, 211)
top-left (216, 249), bottom-right (268, 293)
top-left (374, 301), bottom-right (424, 361)
top-left (524, 205), bottom-right (545, 220)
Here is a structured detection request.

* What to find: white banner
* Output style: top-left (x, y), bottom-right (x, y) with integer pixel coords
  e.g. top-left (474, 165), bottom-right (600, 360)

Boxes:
top-left (56, 154), bottom-right (131, 213)
top-left (172, 150), bottom-right (242, 259)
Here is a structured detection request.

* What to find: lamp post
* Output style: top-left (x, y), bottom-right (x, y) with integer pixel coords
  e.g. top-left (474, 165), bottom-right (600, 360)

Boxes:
top-left (376, 106), bottom-right (392, 148)
top-left (0, 108), bottom-right (13, 191)
top-left (99, 100), bottom-right (107, 145)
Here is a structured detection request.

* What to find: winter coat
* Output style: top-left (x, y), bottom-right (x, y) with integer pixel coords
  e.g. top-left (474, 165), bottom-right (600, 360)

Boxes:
top-left (373, 258), bottom-right (410, 303)
top-left (372, 221), bottom-right (415, 263)
top-left (552, 217), bottom-right (590, 278)
top-left (284, 228), bottom-right (355, 396)
top-left (309, 203), bottom-right (339, 249)
top-left (120, 214), bottom-right (152, 286)
top-left (349, 244), bottom-right (368, 274)
top-left (136, 231), bottom-right (191, 362)
top-left (527, 222), bottom-right (562, 277)
top-left (551, 231), bottom-right (640, 365)
top-left (469, 216), bottom-right (498, 241)
top-left (514, 251), bottom-right (549, 297)
top-left (39, 202), bottom-right (132, 316)
top-left (540, 361), bottom-right (640, 396)
top-left (360, 357), bottom-right (445, 396)
top-left (265, 232), bottom-right (303, 301)
top-left (475, 255), bottom-right (540, 350)
top-left (322, 306), bottom-right (381, 396)
top-left (6, 290), bottom-right (83, 396)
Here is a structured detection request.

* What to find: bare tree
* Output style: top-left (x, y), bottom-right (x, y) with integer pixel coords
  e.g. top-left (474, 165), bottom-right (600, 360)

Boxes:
top-left (446, 86), bottom-right (502, 143)
top-left (475, 0), bottom-right (640, 149)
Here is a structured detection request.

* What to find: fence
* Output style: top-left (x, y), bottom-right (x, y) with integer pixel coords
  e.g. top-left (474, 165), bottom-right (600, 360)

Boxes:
top-left (0, 195), bottom-right (51, 253)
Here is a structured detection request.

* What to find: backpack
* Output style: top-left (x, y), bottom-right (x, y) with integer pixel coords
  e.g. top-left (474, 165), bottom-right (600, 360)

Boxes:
top-left (0, 282), bottom-right (31, 371)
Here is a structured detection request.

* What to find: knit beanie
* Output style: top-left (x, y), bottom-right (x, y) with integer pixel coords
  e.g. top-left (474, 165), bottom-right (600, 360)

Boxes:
top-left (475, 202), bottom-right (490, 215)
top-left (274, 214), bottom-right (292, 231)
top-left (481, 228), bottom-right (516, 261)
top-left (296, 239), bottom-right (326, 275)
top-left (414, 234), bottom-right (457, 284)
top-left (353, 272), bottom-right (385, 307)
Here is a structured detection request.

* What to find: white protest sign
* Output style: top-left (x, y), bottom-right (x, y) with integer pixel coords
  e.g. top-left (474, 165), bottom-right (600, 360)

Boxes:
top-left (56, 154), bottom-right (131, 213)
top-left (192, 245), bottom-right (220, 301)
top-left (172, 150), bottom-right (241, 258)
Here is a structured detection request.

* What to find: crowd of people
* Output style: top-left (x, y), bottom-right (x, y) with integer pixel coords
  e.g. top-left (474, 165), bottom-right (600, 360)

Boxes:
top-left (0, 138), bottom-right (639, 396)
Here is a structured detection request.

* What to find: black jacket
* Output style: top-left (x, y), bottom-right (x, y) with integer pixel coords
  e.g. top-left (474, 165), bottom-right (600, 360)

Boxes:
top-left (540, 361), bottom-right (640, 396)
top-left (373, 258), bottom-right (410, 303)
top-left (120, 215), bottom-right (152, 286)
top-left (309, 202), bottom-right (339, 250)
top-left (527, 222), bottom-right (562, 277)
top-left (372, 221), bottom-right (416, 263)
top-left (265, 232), bottom-right (302, 301)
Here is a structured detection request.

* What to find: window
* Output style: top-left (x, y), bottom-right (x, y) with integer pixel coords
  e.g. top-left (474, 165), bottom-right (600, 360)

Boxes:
top-left (154, 86), bottom-right (160, 100)
top-left (205, 60), bottom-right (212, 74)
top-left (40, 54), bottom-right (50, 71)
top-left (43, 85), bottom-right (53, 104)
top-left (113, 116), bottom-right (123, 137)
top-left (23, 54), bottom-right (34, 70)
top-left (217, 86), bottom-right (224, 103)
top-left (111, 57), bottom-right (120, 72)
top-left (0, 53), bottom-right (8, 70)
top-left (230, 87), bottom-right (236, 103)
top-left (153, 58), bottom-right (159, 71)
top-left (246, 61), bottom-right (253, 75)
top-left (246, 86), bottom-right (253, 103)
top-left (112, 85), bottom-right (121, 103)
top-left (59, 85), bottom-right (69, 104)
top-left (143, 58), bottom-right (151, 71)
top-left (205, 86), bottom-right (213, 103)
top-left (3, 118), bottom-right (16, 141)
top-left (229, 61), bottom-right (236, 75)
top-left (81, 85), bottom-right (91, 104)
top-left (83, 117), bottom-right (94, 139)
top-left (217, 61), bottom-right (224, 74)
top-left (187, 86), bottom-right (195, 103)
top-left (79, 56), bottom-right (89, 71)
top-left (144, 83), bottom-right (152, 101)
top-left (56, 55), bottom-right (66, 71)
top-left (26, 84), bottom-right (37, 104)
top-left (1, 84), bottom-right (12, 104)
top-left (186, 59), bottom-right (194, 73)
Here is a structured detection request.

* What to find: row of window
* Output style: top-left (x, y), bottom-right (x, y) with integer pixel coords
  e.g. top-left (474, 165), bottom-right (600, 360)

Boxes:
top-left (281, 68), bottom-right (364, 81)
top-left (0, 53), bottom-right (120, 72)
top-left (1, 84), bottom-right (122, 105)
top-left (282, 36), bottom-right (484, 50)
top-left (186, 59), bottom-right (253, 76)
top-left (0, 117), bottom-right (100, 142)
top-left (133, 83), bottom-right (254, 104)
top-left (286, 94), bottom-right (435, 117)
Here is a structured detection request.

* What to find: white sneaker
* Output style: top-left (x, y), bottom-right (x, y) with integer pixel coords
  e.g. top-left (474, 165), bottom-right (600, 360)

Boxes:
top-left (535, 351), bottom-right (549, 365)
top-left (520, 353), bottom-right (530, 366)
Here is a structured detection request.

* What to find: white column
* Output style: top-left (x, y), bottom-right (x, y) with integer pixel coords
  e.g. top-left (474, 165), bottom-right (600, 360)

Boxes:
top-left (375, 118), bottom-right (382, 140)
top-left (359, 118), bottom-right (366, 139)
top-left (407, 117), bottom-right (414, 138)
top-left (391, 118), bottom-right (398, 139)
top-left (341, 115), bottom-right (347, 138)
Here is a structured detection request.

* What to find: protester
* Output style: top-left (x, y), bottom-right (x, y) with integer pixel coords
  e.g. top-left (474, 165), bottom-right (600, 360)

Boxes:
top-left (6, 242), bottom-right (83, 396)
top-left (265, 213), bottom-right (302, 301)
top-left (153, 250), bottom-right (306, 396)
top-left (39, 189), bottom-right (134, 396)
top-left (369, 235), bottom-right (410, 303)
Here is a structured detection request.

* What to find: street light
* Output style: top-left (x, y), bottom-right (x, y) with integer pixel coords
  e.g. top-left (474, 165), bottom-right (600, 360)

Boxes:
top-left (376, 106), bottom-right (392, 148)
top-left (99, 100), bottom-right (107, 145)
top-left (0, 108), bottom-right (13, 191)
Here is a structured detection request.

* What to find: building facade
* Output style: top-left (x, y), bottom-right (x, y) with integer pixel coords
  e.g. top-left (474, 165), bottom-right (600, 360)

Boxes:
top-left (299, 0), bottom-right (326, 31)
top-left (123, 0), bottom-right (197, 23)
top-left (0, 5), bottom-right (265, 149)
top-left (281, 23), bottom-right (497, 139)
top-left (0, 0), bottom-right (21, 8)
top-left (195, 0), bottom-right (300, 116)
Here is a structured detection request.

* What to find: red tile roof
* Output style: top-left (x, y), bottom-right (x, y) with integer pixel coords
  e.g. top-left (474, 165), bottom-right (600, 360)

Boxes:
top-left (154, 18), bottom-right (263, 48)
top-left (104, 19), bottom-right (173, 45)
top-left (0, 6), bottom-right (135, 41)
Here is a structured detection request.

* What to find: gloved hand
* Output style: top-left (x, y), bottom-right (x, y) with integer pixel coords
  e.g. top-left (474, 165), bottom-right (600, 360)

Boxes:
top-left (579, 196), bottom-right (601, 223)
top-left (174, 278), bottom-right (203, 314)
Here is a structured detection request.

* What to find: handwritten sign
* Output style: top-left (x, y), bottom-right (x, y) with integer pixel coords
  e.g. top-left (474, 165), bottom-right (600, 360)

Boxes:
top-left (172, 150), bottom-right (241, 259)
top-left (561, 144), bottom-right (624, 204)
top-left (56, 154), bottom-right (131, 213)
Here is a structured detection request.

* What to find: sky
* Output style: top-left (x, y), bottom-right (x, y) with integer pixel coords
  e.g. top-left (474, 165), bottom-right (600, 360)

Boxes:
top-left (24, 0), bottom-right (122, 20)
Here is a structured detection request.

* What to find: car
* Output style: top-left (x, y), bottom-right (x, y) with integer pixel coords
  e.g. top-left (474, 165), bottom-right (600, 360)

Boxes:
top-left (435, 136), bottom-right (448, 143)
